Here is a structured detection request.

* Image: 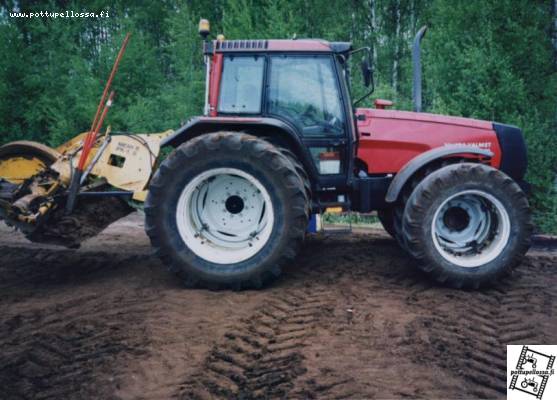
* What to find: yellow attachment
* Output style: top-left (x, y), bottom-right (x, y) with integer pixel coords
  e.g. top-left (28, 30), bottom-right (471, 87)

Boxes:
top-left (0, 156), bottom-right (47, 184)
top-left (1, 130), bottom-right (171, 204)
top-left (132, 190), bottom-right (148, 202)
top-left (0, 141), bottom-right (60, 184)
top-left (325, 207), bottom-right (343, 214)
top-left (55, 132), bottom-right (88, 155)
top-left (49, 130), bottom-right (172, 200)
top-left (89, 132), bottom-right (169, 193)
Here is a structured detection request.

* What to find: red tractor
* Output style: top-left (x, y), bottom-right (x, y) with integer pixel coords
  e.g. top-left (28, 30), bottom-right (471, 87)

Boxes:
top-left (0, 22), bottom-right (532, 289)
top-left (143, 21), bottom-right (532, 289)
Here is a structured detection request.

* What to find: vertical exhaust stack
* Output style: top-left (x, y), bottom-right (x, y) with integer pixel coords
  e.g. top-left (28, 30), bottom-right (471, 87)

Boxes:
top-left (412, 26), bottom-right (427, 112)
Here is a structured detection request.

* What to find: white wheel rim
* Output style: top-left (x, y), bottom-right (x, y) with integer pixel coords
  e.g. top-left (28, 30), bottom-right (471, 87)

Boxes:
top-left (431, 189), bottom-right (511, 268)
top-left (176, 168), bottom-right (275, 264)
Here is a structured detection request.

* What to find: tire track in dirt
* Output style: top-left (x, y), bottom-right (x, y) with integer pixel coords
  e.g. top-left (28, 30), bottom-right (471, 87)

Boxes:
top-left (177, 287), bottom-right (354, 400)
top-left (401, 254), bottom-right (557, 399)
top-left (293, 234), bottom-right (557, 399)
top-left (0, 246), bottom-right (143, 298)
top-left (1, 225), bottom-right (555, 399)
top-left (0, 296), bottom-right (153, 399)
top-left (0, 246), bottom-right (156, 400)
top-left (298, 235), bottom-right (462, 399)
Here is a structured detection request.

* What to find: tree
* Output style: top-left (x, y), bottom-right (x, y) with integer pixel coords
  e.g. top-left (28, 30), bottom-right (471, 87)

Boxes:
top-left (0, 0), bottom-right (555, 231)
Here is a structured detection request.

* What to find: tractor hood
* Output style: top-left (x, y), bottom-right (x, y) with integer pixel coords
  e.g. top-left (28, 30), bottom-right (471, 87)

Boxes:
top-left (356, 108), bottom-right (493, 130)
top-left (355, 108), bottom-right (503, 175)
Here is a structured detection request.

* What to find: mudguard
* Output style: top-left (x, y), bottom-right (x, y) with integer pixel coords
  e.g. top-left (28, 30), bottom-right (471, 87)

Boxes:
top-left (385, 146), bottom-right (493, 203)
top-left (162, 116), bottom-right (318, 182)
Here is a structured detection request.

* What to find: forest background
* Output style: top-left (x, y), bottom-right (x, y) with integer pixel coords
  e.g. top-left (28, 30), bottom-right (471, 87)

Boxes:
top-left (1, 0), bottom-right (556, 232)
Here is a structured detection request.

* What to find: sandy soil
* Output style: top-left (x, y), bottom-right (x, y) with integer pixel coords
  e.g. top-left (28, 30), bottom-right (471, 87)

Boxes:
top-left (0, 213), bottom-right (556, 399)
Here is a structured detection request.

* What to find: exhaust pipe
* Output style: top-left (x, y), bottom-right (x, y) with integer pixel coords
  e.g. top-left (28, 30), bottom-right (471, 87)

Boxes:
top-left (412, 26), bottom-right (427, 112)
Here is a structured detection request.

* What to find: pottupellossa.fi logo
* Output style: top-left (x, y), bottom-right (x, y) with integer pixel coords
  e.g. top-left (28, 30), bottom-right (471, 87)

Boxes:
top-left (508, 345), bottom-right (556, 399)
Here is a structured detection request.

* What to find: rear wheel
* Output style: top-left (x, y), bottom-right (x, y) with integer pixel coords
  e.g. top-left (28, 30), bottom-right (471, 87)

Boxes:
top-left (145, 132), bottom-right (309, 289)
top-left (279, 147), bottom-right (312, 201)
top-left (402, 163), bottom-right (532, 288)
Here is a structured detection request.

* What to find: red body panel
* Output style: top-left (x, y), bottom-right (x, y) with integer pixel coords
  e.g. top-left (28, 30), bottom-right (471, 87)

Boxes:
top-left (355, 108), bottom-right (502, 174)
top-left (208, 53), bottom-right (223, 117)
top-left (213, 39), bottom-right (334, 53)
top-left (266, 40), bottom-right (332, 52)
top-left (204, 43), bottom-right (503, 176)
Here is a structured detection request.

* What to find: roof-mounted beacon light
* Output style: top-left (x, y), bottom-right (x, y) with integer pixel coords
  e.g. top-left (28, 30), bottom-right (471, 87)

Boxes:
top-left (199, 19), bottom-right (210, 39)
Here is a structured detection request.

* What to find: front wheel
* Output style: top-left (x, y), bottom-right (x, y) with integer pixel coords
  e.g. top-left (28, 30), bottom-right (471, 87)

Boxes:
top-left (144, 132), bottom-right (309, 289)
top-left (402, 163), bottom-right (532, 289)
top-left (377, 208), bottom-right (396, 238)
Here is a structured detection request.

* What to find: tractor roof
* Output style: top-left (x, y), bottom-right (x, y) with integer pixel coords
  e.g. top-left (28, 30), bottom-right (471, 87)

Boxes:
top-left (211, 39), bottom-right (352, 54)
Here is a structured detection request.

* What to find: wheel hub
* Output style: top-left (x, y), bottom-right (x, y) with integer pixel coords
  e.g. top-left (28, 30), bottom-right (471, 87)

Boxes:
top-left (225, 195), bottom-right (244, 214)
top-left (431, 190), bottom-right (510, 268)
top-left (443, 206), bottom-right (470, 232)
top-left (176, 168), bottom-right (274, 264)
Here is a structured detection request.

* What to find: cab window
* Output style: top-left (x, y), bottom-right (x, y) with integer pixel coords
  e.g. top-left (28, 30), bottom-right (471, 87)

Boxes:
top-left (218, 55), bottom-right (264, 114)
top-left (268, 55), bottom-right (344, 136)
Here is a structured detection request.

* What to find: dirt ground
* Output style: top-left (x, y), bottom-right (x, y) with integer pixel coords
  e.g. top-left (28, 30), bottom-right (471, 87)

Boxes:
top-left (0, 213), bottom-right (556, 400)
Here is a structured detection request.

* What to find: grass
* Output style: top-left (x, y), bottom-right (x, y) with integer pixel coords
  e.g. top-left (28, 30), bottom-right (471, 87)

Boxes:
top-left (321, 212), bottom-right (380, 226)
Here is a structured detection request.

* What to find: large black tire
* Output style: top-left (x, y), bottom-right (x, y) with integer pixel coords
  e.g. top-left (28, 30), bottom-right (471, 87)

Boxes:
top-left (377, 208), bottom-right (396, 238)
top-left (379, 203), bottom-right (409, 251)
top-left (279, 147), bottom-right (312, 201)
top-left (144, 132), bottom-right (309, 289)
top-left (402, 163), bottom-right (532, 288)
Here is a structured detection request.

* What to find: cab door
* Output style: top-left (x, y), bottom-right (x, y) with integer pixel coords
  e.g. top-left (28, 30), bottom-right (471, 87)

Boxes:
top-left (266, 54), bottom-right (350, 190)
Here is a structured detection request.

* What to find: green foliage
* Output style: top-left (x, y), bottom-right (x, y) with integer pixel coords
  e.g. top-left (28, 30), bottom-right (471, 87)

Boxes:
top-left (0, 0), bottom-right (555, 232)
top-left (423, 0), bottom-right (557, 233)
top-left (322, 212), bottom-right (379, 225)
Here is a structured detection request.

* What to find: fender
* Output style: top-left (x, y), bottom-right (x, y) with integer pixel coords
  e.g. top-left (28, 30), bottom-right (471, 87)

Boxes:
top-left (161, 116), bottom-right (318, 181)
top-left (385, 146), bottom-right (493, 203)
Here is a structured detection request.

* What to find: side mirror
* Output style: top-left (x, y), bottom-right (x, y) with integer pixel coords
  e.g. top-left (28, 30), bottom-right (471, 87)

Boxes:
top-left (351, 46), bottom-right (375, 107)
top-left (361, 56), bottom-right (373, 87)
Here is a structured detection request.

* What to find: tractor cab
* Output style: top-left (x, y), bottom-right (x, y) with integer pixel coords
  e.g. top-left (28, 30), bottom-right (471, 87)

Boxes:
top-left (195, 36), bottom-right (361, 205)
